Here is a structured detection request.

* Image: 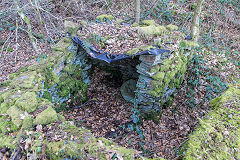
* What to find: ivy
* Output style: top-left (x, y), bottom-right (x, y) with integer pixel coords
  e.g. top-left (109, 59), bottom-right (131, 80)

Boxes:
top-left (186, 53), bottom-right (228, 108)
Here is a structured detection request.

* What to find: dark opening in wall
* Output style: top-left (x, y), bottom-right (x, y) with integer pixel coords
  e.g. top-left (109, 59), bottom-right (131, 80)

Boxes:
top-left (90, 56), bottom-right (141, 101)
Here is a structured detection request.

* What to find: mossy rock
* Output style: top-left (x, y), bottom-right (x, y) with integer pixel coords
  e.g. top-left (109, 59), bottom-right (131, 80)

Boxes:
top-left (34, 106), bottom-right (58, 125)
top-left (22, 116), bottom-right (33, 130)
top-left (138, 25), bottom-right (166, 37)
top-left (126, 48), bottom-right (140, 56)
top-left (150, 65), bottom-right (160, 73)
top-left (0, 115), bottom-right (18, 133)
top-left (132, 22), bottom-right (139, 27)
top-left (10, 71), bottom-right (37, 89)
top-left (0, 135), bottom-right (16, 149)
top-left (142, 20), bottom-right (156, 26)
top-left (0, 102), bottom-right (8, 114)
top-left (6, 105), bottom-right (24, 128)
top-left (166, 24), bottom-right (178, 31)
top-left (1, 89), bottom-right (24, 106)
top-left (64, 21), bottom-right (79, 35)
top-left (96, 14), bottom-right (114, 21)
top-left (210, 85), bottom-right (240, 109)
top-left (52, 39), bottom-right (72, 52)
top-left (126, 46), bottom-right (156, 56)
top-left (15, 92), bottom-right (38, 113)
top-left (152, 72), bottom-right (165, 81)
top-left (182, 85), bottom-right (240, 159)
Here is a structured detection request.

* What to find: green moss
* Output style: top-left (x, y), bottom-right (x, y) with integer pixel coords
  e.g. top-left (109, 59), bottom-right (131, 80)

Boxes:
top-left (0, 134), bottom-right (16, 149)
top-left (52, 39), bottom-right (71, 52)
top-left (15, 92), bottom-right (38, 113)
top-left (160, 64), bottom-right (170, 72)
top-left (150, 65), bottom-right (160, 73)
top-left (0, 96), bottom-right (3, 104)
top-left (0, 81), bottom-right (10, 87)
top-left (164, 77), bottom-right (170, 85)
top-left (166, 24), bottom-right (178, 31)
top-left (126, 46), bottom-right (156, 56)
top-left (132, 22), bottom-right (139, 27)
top-left (6, 106), bottom-right (24, 128)
top-left (9, 72), bottom-right (19, 80)
top-left (116, 19), bottom-right (124, 24)
top-left (0, 102), bottom-right (8, 114)
top-left (80, 20), bottom-right (88, 26)
top-left (180, 40), bottom-right (199, 48)
top-left (10, 71), bottom-right (37, 89)
top-left (41, 67), bottom-right (59, 88)
top-left (138, 45), bottom-right (156, 52)
top-left (0, 115), bottom-right (18, 133)
top-left (151, 80), bottom-right (163, 89)
top-left (22, 116), bottom-right (33, 130)
top-left (64, 21), bottom-right (79, 35)
top-left (43, 91), bottom-right (53, 102)
top-left (210, 85), bottom-right (240, 109)
top-left (152, 72), bottom-right (165, 81)
top-left (34, 106), bottom-right (58, 125)
top-left (45, 140), bottom-right (84, 159)
top-left (96, 14), bottom-right (114, 21)
top-left (18, 67), bottom-right (28, 73)
top-left (148, 90), bottom-right (159, 97)
top-left (166, 71), bottom-right (176, 79)
top-left (0, 89), bottom-right (23, 106)
top-left (156, 26), bottom-right (167, 35)
top-left (141, 20), bottom-right (156, 26)
top-left (138, 25), bottom-right (166, 37)
top-left (126, 48), bottom-right (140, 55)
top-left (182, 85), bottom-right (240, 159)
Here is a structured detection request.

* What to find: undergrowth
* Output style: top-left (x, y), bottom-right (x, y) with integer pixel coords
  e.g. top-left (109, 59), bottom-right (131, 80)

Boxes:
top-left (185, 52), bottom-right (228, 108)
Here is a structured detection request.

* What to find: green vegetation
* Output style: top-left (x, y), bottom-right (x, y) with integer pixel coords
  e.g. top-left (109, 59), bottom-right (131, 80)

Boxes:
top-left (96, 14), bottom-right (114, 21)
top-left (181, 85), bottom-right (240, 159)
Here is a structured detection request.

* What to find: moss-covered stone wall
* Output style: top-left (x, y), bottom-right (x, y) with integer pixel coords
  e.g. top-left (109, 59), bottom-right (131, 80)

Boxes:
top-left (133, 21), bottom-right (197, 120)
top-left (0, 21), bottom-right (158, 160)
top-left (180, 84), bottom-right (240, 159)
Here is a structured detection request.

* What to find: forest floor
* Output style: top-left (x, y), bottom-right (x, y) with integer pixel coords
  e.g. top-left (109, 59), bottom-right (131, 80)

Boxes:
top-left (63, 67), bottom-right (210, 159)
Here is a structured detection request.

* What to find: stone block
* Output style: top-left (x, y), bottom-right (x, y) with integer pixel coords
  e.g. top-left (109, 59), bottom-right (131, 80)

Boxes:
top-left (139, 54), bottom-right (163, 66)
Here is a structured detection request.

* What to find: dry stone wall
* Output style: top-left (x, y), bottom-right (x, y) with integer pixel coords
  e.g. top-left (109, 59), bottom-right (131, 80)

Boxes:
top-left (0, 21), bottom-right (151, 160)
top-left (135, 45), bottom-right (193, 119)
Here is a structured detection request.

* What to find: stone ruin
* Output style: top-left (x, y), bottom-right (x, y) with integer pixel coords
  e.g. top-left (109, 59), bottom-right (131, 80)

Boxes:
top-left (0, 15), bottom-right (239, 160)
top-left (69, 17), bottom-right (198, 121)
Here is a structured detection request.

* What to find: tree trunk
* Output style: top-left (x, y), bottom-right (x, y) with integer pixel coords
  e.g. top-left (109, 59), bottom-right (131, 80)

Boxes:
top-left (191, 0), bottom-right (204, 43)
top-left (14, 0), bottom-right (40, 55)
top-left (135, 0), bottom-right (141, 24)
top-left (31, 0), bottom-right (45, 35)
